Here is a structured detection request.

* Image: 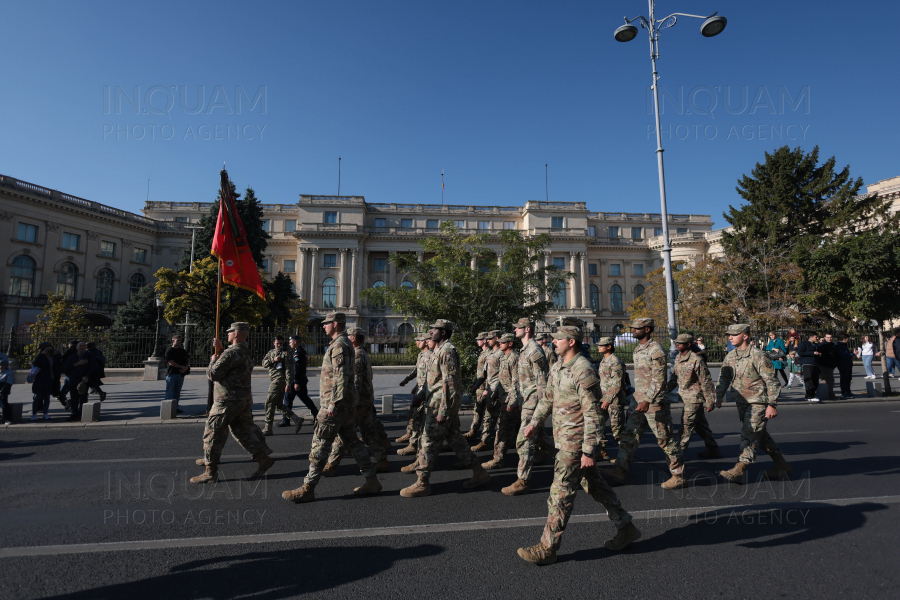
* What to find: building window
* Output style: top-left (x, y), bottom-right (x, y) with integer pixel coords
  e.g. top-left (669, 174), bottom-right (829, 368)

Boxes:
top-left (261, 219), bottom-right (270, 232)
top-left (284, 259), bottom-right (295, 273)
top-left (631, 227), bottom-right (642, 240)
top-left (553, 257), bottom-right (565, 270)
top-left (610, 264), bottom-right (621, 277)
top-left (588, 263), bottom-right (597, 276)
top-left (17, 223), bottom-right (38, 243)
top-left (453, 220), bottom-right (465, 229)
top-left (398, 323), bottom-right (414, 339)
top-left (609, 226), bottom-right (619, 239)
top-left (588, 226), bottom-right (596, 237)
top-left (427, 219), bottom-right (439, 229)
top-left (401, 218), bottom-right (413, 229)
top-left (9, 255), bottom-right (35, 297)
top-left (590, 284), bottom-right (600, 311)
top-left (373, 258), bottom-right (386, 272)
top-left (677, 227), bottom-right (688, 234)
top-left (95, 268), bottom-right (114, 303)
top-left (57, 263), bottom-right (78, 299)
top-left (323, 254), bottom-right (337, 268)
top-left (504, 221), bottom-right (516, 230)
top-left (654, 227), bottom-right (663, 236)
top-left (100, 241), bottom-right (116, 258)
top-left (129, 273), bottom-right (146, 296)
top-left (261, 259), bottom-right (269, 272)
top-left (133, 248), bottom-right (147, 263)
top-left (285, 220), bottom-right (296, 232)
top-left (478, 221), bottom-right (491, 230)
top-left (175, 217), bottom-right (188, 223)
top-left (322, 277), bottom-right (336, 309)
top-left (634, 284), bottom-right (646, 300)
top-left (62, 232), bottom-right (80, 251)
top-left (551, 217), bottom-right (564, 229)
top-left (633, 264), bottom-right (644, 276)
top-left (401, 280), bottom-right (413, 291)
top-left (553, 286), bottom-right (567, 309)
top-left (324, 212), bottom-right (337, 224)
top-left (370, 280), bottom-right (386, 309)
top-left (610, 284), bottom-right (623, 313)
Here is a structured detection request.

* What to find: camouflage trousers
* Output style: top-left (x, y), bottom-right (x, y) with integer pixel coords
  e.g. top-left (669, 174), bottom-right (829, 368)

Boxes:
top-left (468, 387), bottom-right (487, 434)
top-left (264, 381), bottom-right (291, 424)
top-left (405, 401), bottom-right (426, 448)
top-left (480, 392), bottom-right (501, 443)
top-left (515, 408), bottom-right (555, 481)
top-left (735, 401), bottom-right (782, 464)
top-left (541, 450), bottom-right (633, 551)
top-left (203, 398), bottom-right (267, 466)
top-left (491, 405), bottom-right (521, 461)
top-left (305, 408), bottom-right (377, 487)
top-left (416, 408), bottom-right (477, 481)
top-left (599, 400), bottom-right (627, 452)
top-left (680, 402), bottom-right (719, 452)
top-left (614, 402), bottom-right (684, 475)
top-left (327, 401), bottom-right (386, 466)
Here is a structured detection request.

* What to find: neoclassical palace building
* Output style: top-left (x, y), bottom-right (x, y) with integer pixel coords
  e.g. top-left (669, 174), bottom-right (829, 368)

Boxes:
top-left (3, 172), bottom-right (897, 333)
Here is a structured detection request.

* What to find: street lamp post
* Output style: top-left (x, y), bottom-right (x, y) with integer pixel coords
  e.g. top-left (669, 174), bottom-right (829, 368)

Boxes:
top-left (150, 296), bottom-right (164, 359)
top-left (614, 1), bottom-right (727, 345)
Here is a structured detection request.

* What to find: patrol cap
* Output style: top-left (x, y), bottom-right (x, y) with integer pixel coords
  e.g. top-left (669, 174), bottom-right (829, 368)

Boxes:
top-left (414, 333), bottom-right (428, 342)
top-left (322, 312), bottom-right (346, 324)
top-left (513, 317), bottom-right (534, 330)
top-left (429, 319), bottom-right (454, 333)
top-left (597, 336), bottom-right (615, 346)
top-left (726, 324), bottom-right (750, 335)
top-left (552, 326), bottom-right (582, 341)
top-left (226, 321), bottom-right (250, 333)
top-left (675, 333), bottom-right (694, 344)
top-left (499, 333), bottom-right (516, 343)
top-left (476, 332), bottom-right (486, 340)
top-left (542, 332), bottom-right (554, 341)
top-left (631, 317), bottom-right (654, 329)
top-left (347, 327), bottom-right (365, 337)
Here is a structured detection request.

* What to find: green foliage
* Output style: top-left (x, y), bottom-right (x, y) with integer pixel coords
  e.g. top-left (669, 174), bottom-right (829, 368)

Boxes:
top-left (261, 272), bottom-right (302, 328)
top-left (26, 292), bottom-right (90, 356)
top-left (111, 283), bottom-right (158, 330)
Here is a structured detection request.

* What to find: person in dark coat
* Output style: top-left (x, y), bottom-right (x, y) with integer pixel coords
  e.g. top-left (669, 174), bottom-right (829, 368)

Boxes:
top-left (63, 342), bottom-right (99, 420)
top-left (30, 342), bottom-right (57, 421)
top-left (796, 333), bottom-right (821, 402)
top-left (85, 342), bottom-right (107, 401)
top-left (279, 335), bottom-right (318, 426)
top-left (817, 334), bottom-right (838, 400)
top-left (835, 333), bottom-right (856, 399)
top-left (57, 339), bottom-right (79, 403)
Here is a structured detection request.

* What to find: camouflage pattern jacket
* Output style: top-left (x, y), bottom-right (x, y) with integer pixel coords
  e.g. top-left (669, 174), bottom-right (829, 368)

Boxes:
top-left (425, 340), bottom-right (461, 419)
top-left (355, 346), bottom-right (375, 405)
top-left (530, 354), bottom-right (602, 456)
top-left (716, 346), bottom-right (781, 407)
top-left (262, 348), bottom-right (293, 386)
top-left (416, 349), bottom-right (434, 388)
top-left (672, 351), bottom-right (715, 408)
top-left (320, 332), bottom-right (357, 413)
top-left (518, 339), bottom-right (549, 412)
top-left (544, 345), bottom-right (558, 368)
top-left (498, 349), bottom-right (521, 408)
top-left (207, 343), bottom-right (254, 404)
top-left (598, 353), bottom-right (627, 405)
top-left (474, 349), bottom-right (490, 397)
top-left (481, 349), bottom-right (503, 396)
top-left (633, 340), bottom-right (669, 405)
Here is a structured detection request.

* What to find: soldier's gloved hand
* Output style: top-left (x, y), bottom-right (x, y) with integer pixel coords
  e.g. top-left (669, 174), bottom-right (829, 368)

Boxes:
top-left (715, 398), bottom-right (723, 409)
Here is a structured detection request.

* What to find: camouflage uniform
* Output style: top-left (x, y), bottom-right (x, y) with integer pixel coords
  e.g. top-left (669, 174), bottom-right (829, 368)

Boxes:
top-left (203, 337), bottom-right (267, 466)
top-left (402, 343), bottom-right (433, 447)
top-left (489, 335), bottom-right (522, 464)
top-left (671, 346), bottom-right (719, 453)
top-left (513, 336), bottom-right (554, 480)
top-left (477, 339), bottom-right (504, 444)
top-left (328, 343), bottom-right (386, 466)
top-left (262, 346), bottom-right (293, 426)
top-left (468, 337), bottom-right (491, 436)
top-left (597, 348), bottom-right (628, 452)
top-left (529, 327), bottom-right (632, 551)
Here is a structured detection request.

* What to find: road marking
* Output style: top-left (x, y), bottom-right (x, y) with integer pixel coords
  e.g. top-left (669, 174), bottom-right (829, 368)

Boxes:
top-left (1, 494), bottom-right (898, 557)
top-left (87, 438), bottom-right (134, 442)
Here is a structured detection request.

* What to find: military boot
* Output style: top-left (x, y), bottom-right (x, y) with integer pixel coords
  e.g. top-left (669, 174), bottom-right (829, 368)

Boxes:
top-left (698, 446), bottom-right (722, 459)
top-left (400, 477), bottom-right (431, 498)
top-left (462, 428), bottom-right (478, 440)
top-left (282, 483), bottom-right (315, 503)
top-left (396, 432), bottom-right (411, 443)
top-left (189, 465), bottom-right (218, 484)
top-left (463, 463), bottom-right (490, 489)
top-left (322, 462), bottom-right (339, 477)
top-left (375, 458), bottom-right (391, 473)
top-left (470, 440), bottom-right (491, 452)
top-left (195, 458), bottom-right (206, 466)
top-left (397, 443), bottom-right (417, 456)
top-left (720, 461), bottom-right (747, 484)
top-left (290, 412), bottom-right (305, 434)
top-left (482, 455), bottom-right (505, 470)
top-left (517, 543), bottom-right (557, 565)
top-left (764, 453), bottom-right (793, 480)
top-left (262, 422), bottom-right (274, 437)
top-left (400, 460), bottom-right (419, 474)
top-left (249, 452), bottom-right (275, 479)
top-left (660, 473), bottom-right (685, 489)
top-left (599, 464), bottom-right (627, 485)
top-left (501, 478), bottom-right (531, 496)
top-left (604, 522), bottom-right (641, 551)
top-left (354, 476), bottom-right (382, 495)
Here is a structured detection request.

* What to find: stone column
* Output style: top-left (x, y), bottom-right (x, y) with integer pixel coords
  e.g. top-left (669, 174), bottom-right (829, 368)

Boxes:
top-left (297, 248), bottom-right (307, 301)
top-left (338, 249), bottom-right (348, 307)
top-left (389, 252), bottom-right (396, 288)
top-left (417, 251), bottom-right (424, 290)
top-left (569, 252), bottom-right (579, 309)
top-left (542, 251), bottom-right (551, 302)
top-left (497, 252), bottom-right (503, 270)
top-left (471, 255), bottom-right (478, 270)
top-left (309, 249), bottom-right (319, 309)
top-left (350, 248), bottom-right (358, 309)
top-left (580, 252), bottom-right (589, 310)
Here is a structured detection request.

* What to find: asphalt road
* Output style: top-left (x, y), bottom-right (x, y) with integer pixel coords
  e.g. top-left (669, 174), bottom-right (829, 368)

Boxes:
top-left (1, 401), bottom-right (898, 599)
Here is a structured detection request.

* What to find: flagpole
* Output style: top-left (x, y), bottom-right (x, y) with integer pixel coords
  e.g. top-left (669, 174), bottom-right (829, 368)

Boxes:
top-left (215, 259), bottom-right (223, 356)
top-left (441, 170), bottom-right (444, 206)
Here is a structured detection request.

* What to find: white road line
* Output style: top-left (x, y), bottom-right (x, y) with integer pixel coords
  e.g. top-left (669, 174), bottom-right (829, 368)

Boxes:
top-left (1, 494), bottom-right (898, 558)
top-left (87, 438), bottom-right (134, 442)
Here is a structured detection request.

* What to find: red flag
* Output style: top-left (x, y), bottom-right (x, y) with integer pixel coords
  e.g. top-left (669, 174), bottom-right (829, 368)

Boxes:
top-left (211, 169), bottom-right (266, 300)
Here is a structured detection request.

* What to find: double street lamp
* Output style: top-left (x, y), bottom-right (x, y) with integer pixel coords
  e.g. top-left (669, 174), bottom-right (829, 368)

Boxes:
top-left (614, 1), bottom-right (726, 343)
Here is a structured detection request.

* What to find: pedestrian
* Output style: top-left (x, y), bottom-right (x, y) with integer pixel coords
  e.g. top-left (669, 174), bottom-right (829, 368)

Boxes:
top-left (399, 319), bottom-right (490, 498)
top-left (57, 339), bottom-right (78, 404)
top-left (668, 334), bottom-right (720, 459)
top-left (282, 334), bottom-right (319, 424)
top-left (716, 323), bottom-right (791, 484)
top-left (30, 342), bottom-right (56, 421)
top-left (785, 351), bottom-right (802, 389)
top-left (835, 333), bottom-right (855, 399)
top-left (887, 330), bottom-right (900, 378)
top-left (817, 333), bottom-right (838, 400)
top-left (190, 322), bottom-right (274, 484)
top-left (62, 342), bottom-right (98, 421)
top-left (469, 330), bottom-right (503, 453)
top-left (693, 334), bottom-right (709, 363)
top-left (282, 313), bottom-right (382, 503)
top-left (796, 332), bottom-right (821, 402)
top-left (786, 328), bottom-right (800, 354)
top-left (765, 331), bottom-right (789, 385)
top-left (856, 335), bottom-right (876, 380)
top-left (164, 335), bottom-right (190, 414)
top-left (517, 325), bottom-right (640, 566)
top-left (1, 357), bottom-right (16, 424)
top-left (397, 334), bottom-right (432, 456)
top-left (85, 342), bottom-right (107, 401)
top-left (462, 332), bottom-right (490, 440)
top-left (261, 335), bottom-right (304, 436)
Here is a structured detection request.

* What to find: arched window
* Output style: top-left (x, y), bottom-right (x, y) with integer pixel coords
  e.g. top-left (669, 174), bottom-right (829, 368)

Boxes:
top-left (589, 284), bottom-right (600, 311)
top-left (322, 277), bottom-right (337, 309)
top-left (553, 285), bottom-right (567, 309)
top-left (57, 263), bottom-right (78, 299)
top-left (398, 323), bottom-right (414, 340)
top-left (9, 255), bottom-right (35, 297)
top-left (129, 273), bottom-right (146, 297)
top-left (400, 280), bottom-right (413, 291)
top-left (634, 284), bottom-right (646, 300)
top-left (95, 269), bottom-right (114, 304)
top-left (371, 280), bottom-right (386, 309)
top-left (610, 284), bottom-right (623, 313)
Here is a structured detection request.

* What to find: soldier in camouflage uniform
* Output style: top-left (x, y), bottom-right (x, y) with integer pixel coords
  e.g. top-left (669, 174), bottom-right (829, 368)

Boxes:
top-left (261, 335), bottom-right (304, 436)
top-left (596, 337), bottom-right (627, 461)
top-left (400, 320), bottom-right (490, 497)
top-left (517, 326), bottom-right (640, 565)
top-left (464, 332), bottom-right (491, 439)
top-left (470, 330), bottom-right (503, 452)
top-left (716, 324), bottom-right (792, 484)
top-left (668, 333), bottom-right (721, 458)
top-left (537, 333), bottom-right (557, 368)
top-left (601, 318), bottom-right (685, 489)
top-left (397, 334), bottom-right (432, 457)
top-left (502, 318), bottom-right (555, 495)
top-left (190, 322), bottom-right (273, 484)
top-left (483, 333), bottom-right (522, 469)
top-left (325, 328), bottom-right (390, 475)
top-left (282, 313), bottom-right (382, 503)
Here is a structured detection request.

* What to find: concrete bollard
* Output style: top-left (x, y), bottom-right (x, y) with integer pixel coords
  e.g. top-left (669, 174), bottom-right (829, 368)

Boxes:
top-left (866, 381), bottom-right (884, 398)
top-left (81, 402), bottom-right (101, 422)
top-left (381, 394), bottom-right (394, 415)
top-left (160, 400), bottom-right (178, 420)
top-left (8, 403), bottom-right (24, 423)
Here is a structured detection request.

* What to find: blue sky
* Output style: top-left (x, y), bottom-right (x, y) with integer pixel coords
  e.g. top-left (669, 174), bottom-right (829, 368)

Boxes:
top-left (1, 1), bottom-right (897, 228)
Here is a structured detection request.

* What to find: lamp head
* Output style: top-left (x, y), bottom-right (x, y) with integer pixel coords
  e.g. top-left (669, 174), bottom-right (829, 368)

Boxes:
top-left (700, 15), bottom-right (727, 37)
top-left (614, 24), bottom-right (638, 42)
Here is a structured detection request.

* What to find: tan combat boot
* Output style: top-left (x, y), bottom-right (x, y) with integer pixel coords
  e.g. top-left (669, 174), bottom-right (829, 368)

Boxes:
top-left (190, 465), bottom-right (218, 484)
top-left (517, 543), bottom-right (557, 565)
top-left (322, 462), bottom-right (339, 477)
top-left (290, 412), bottom-right (305, 434)
top-left (262, 422), bottom-right (274, 437)
top-left (599, 464), bottom-right (627, 485)
top-left (397, 443), bottom-right (417, 456)
top-left (720, 461), bottom-right (747, 484)
top-left (396, 430), bottom-right (411, 443)
top-left (282, 483), bottom-right (315, 503)
top-left (400, 460), bottom-right (419, 474)
top-left (660, 473), bottom-right (685, 489)
top-left (375, 458), bottom-right (391, 473)
top-left (195, 458), bottom-right (206, 466)
top-left (462, 428), bottom-right (477, 440)
top-left (470, 440), bottom-right (491, 452)
top-left (249, 452), bottom-right (275, 479)
top-left (400, 477), bottom-right (431, 497)
top-left (482, 455), bottom-right (504, 470)
top-left (698, 446), bottom-right (723, 459)
top-left (463, 462), bottom-right (490, 489)
top-left (354, 476), bottom-right (383, 495)
top-left (502, 478), bottom-right (530, 496)
top-left (764, 453), bottom-right (793, 480)
top-left (604, 522), bottom-right (641, 550)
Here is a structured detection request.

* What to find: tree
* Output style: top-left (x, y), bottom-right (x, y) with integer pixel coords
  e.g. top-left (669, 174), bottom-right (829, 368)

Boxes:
top-left (362, 222), bottom-right (570, 384)
top-left (111, 283), bottom-right (158, 330)
top-left (261, 272), bottom-right (301, 328)
top-left (25, 292), bottom-right (90, 356)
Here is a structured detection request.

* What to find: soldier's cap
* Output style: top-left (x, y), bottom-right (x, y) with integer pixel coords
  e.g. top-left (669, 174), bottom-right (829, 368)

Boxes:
top-left (322, 312), bottom-right (346, 324)
top-left (475, 332), bottom-right (486, 341)
top-left (289, 335), bottom-right (301, 342)
top-left (542, 332), bottom-right (554, 341)
top-left (597, 336), bottom-right (615, 346)
top-left (675, 333), bottom-right (694, 344)
top-left (68, 339), bottom-right (79, 346)
top-left (417, 333), bottom-right (431, 342)
top-left (226, 322), bottom-right (250, 333)
top-left (347, 327), bottom-right (365, 337)
top-left (428, 319), bottom-right (454, 333)
top-left (726, 323), bottom-right (751, 335)
top-left (631, 317), bottom-right (654, 329)
top-left (488, 329), bottom-right (502, 339)
top-left (513, 317), bottom-right (534, 329)
top-left (499, 333), bottom-right (516, 343)
top-left (552, 326), bottom-right (582, 341)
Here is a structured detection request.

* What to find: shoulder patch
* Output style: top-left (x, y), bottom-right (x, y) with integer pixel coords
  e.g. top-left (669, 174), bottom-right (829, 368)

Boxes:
top-left (578, 369), bottom-right (601, 391)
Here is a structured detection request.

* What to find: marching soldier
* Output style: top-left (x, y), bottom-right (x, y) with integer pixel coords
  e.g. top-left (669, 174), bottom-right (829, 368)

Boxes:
top-left (463, 332), bottom-right (491, 439)
top-left (539, 333), bottom-right (558, 368)
top-left (483, 333), bottom-right (521, 469)
top-left (668, 333), bottom-right (721, 458)
top-left (716, 324), bottom-right (792, 484)
top-left (261, 335), bottom-right (304, 436)
top-left (397, 334), bottom-right (433, 457)
top-left (596, 336), bottom-right (627, 461)
top-left (470, 330), bottom-right (503, 452)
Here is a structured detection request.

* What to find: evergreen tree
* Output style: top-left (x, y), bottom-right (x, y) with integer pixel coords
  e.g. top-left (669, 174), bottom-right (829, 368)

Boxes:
top-left (262, 272), bottom-right (300, 327)
top-left (111, 283), bottom-right (158, 330)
